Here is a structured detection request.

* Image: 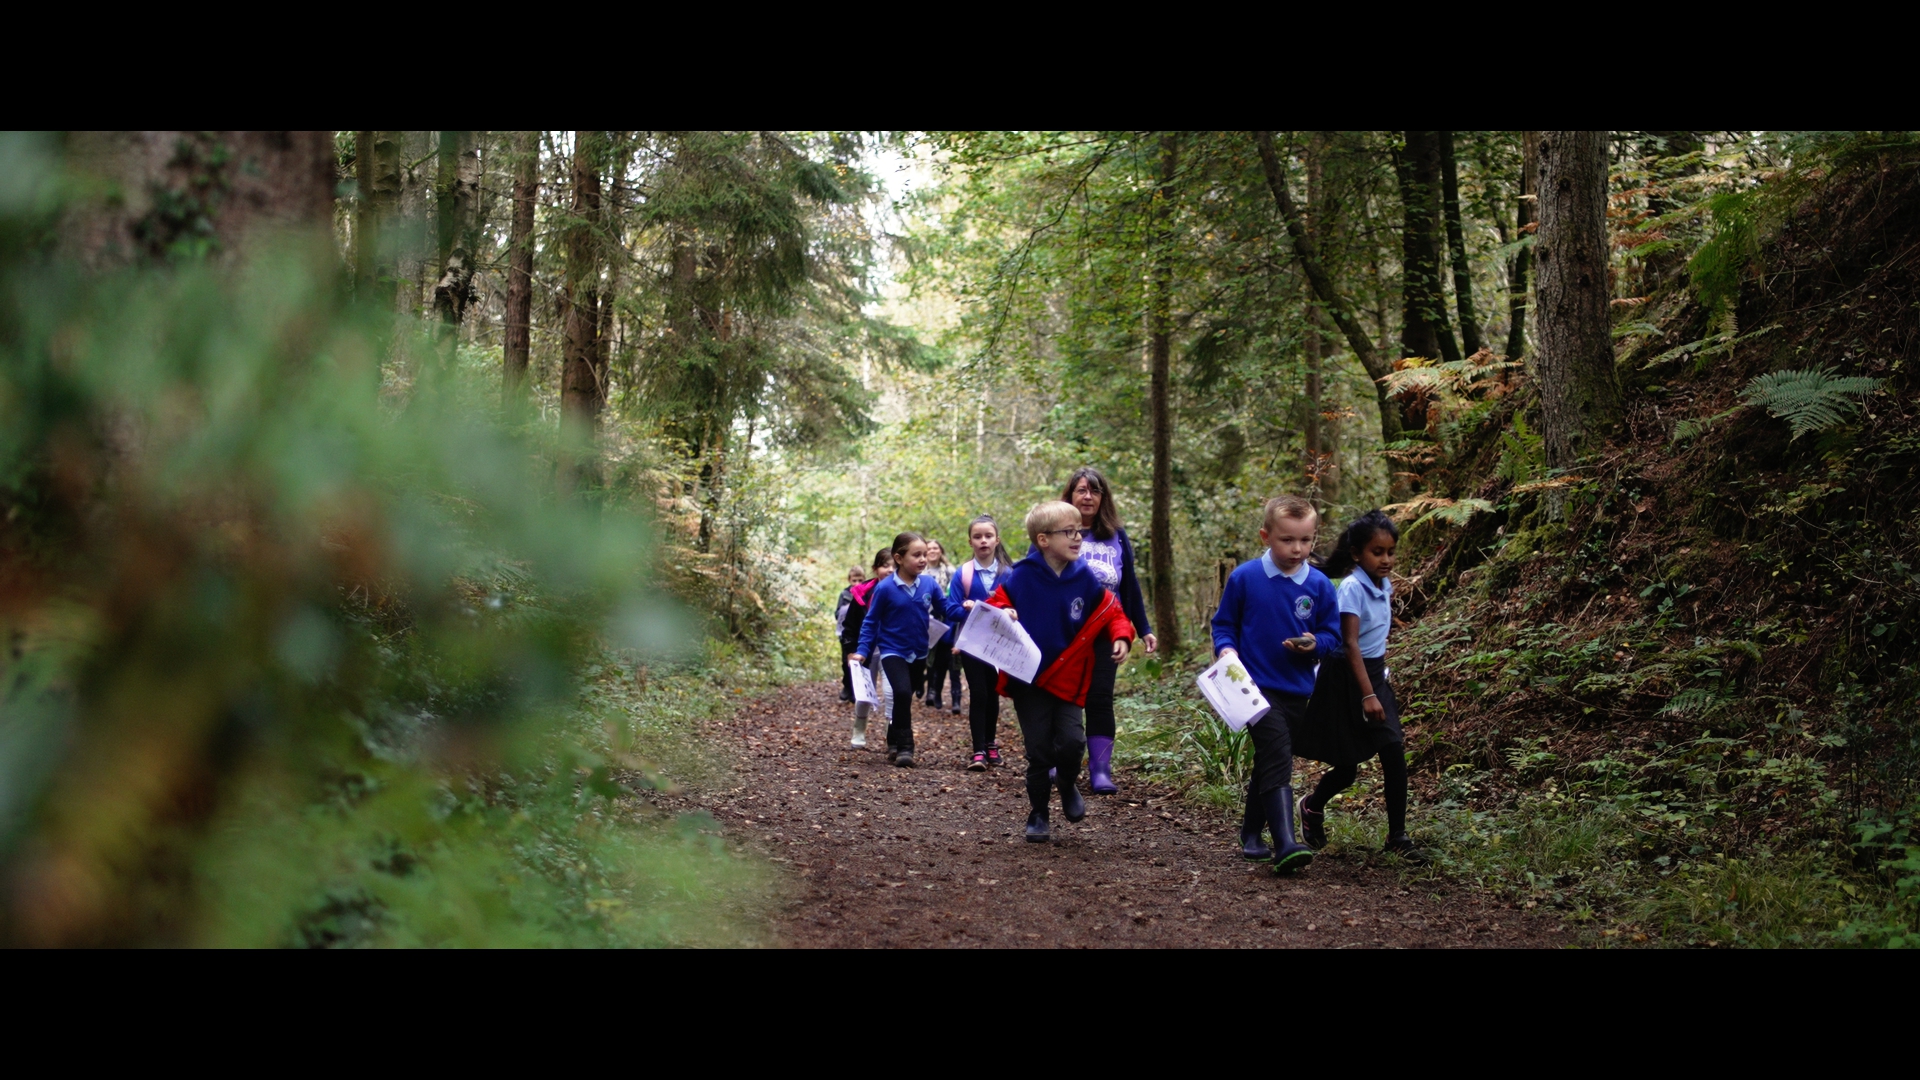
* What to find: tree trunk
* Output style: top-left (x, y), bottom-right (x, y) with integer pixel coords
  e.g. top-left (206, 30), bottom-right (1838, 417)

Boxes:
top-left (1534, 131), bottom-right (1622, 469)
top-left (1252, 131), bottom-right (1403, 452)
top-left (560, 131), bottom-right (606, 427)
top-left (1302, 134), bottom-right (1330, 505)
top-left (366, 132), bottom-right (403, 308)
top-left (62, 131), bottom-right (335, 269)
top-left (503, 131), bottom-right (538, 397)
top-left (1506, 131), bottom-right (1539, 361)
top-left (1438, 131), bottom-right (1483, 355)
top-left (1395, 131), bottom-right (1459, 364)
top-left (432, 130), bottom-right (481, 326)
top-left (1147, 132), bottom-right (1181, 654)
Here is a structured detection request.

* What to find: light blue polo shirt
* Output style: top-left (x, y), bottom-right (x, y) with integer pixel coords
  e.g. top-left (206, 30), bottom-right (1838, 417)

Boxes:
top-left (1336, 571), bottom-right (1392, 658)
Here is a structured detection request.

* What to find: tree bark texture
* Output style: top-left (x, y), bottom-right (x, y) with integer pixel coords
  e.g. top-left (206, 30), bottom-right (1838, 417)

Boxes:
top-left (1302, 133), bottom-right (1330, 504)
top-left (1534, 130), bottom-right (1623, 469)
top-left (1438, 131), bottom-right (1483, 355)
top-left (503, 131), bottom-right (538, 396)
top-left (1395, 131), bottom-right (1459, 364)
top-left (561, 131), bottom-right (606, 427)
top-left (1253, 131), bottom-right (1402, 452)
top-left (1147, 132), bottom-right (1181, 654)
top-left (1506, 131), bottom-right (1538, 361)
top-left (433, 130), bottom-right (482, 326)
top-left (61, 131), bottom-right (335, 269)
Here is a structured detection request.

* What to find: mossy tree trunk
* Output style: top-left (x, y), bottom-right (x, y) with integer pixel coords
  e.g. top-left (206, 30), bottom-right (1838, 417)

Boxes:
top-left (433, 130), bottom-right (482, 326)
top-left (1147, 132), bottom-right (1181, 654)
top-left (1505, 131), bottom-right (1538, 361)
top-left (503, 131), bottom-right (538, 397)
top-left (1438, 130), bottom-right (1483, 356)
top-left (1534, 130), bottom-right (1622, 469)
top-left (1396, 130), bottom-right (1460, 364)
top-left (560, 131), bottom-right (606, 428)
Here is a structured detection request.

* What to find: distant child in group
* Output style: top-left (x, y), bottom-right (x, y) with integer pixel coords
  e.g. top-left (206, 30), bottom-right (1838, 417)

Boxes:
top-left (1062, 467), bottom-right (1157, 795)
top-left (835, 566), bottom-right (865, 702)
top-left (844, 548), bottom-right (893, 746)
top-left (923, 539), bottom-right (961, 713)
top-left (945, 513), bottom-right (1015, 771)
top-left (1293, 510), bottom-right (1426, 863)
top-left (851, 533), bottom-right (944, 768)
top-left (1210, 495), bottom-right (1340, 874)
top-left (986, 501), bottom-right (1135, 841)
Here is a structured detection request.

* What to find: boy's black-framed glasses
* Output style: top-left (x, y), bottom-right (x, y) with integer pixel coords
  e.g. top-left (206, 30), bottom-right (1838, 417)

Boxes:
top-left (1039, 528), bottom-right (1079, 537)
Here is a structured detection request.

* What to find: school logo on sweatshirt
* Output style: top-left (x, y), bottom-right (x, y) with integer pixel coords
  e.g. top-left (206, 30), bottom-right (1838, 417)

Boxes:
top-left (1069, 596), bottom-right (1085, 621)
top-left (1295, 596), bottom-right (1314, 620)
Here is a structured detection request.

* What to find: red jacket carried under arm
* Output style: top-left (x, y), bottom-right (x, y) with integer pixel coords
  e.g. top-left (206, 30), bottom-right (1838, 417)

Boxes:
top-left (985, 586), bottom-right (1135, 707)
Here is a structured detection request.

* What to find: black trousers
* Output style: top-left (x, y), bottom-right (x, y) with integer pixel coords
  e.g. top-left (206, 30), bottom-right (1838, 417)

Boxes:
top-left (908, 656), bottom-right (927, 700)
top-left (961, 654), bottom-right (1001, 752)
top-left (1248, 691), bottom-right (1309, 796)
top-left (879, 655), bottom-right (917, 752)
top-left (1305, 744), bottom-right (1409, 836)
top-left (1084, 631), bottom-right (1118, 740)
top-left (1009, 683), bottom-right (1084, 805)
top-left (928, 640), bottom-right (959, 702)
top-left (840, 649), bottom-right (856, 700)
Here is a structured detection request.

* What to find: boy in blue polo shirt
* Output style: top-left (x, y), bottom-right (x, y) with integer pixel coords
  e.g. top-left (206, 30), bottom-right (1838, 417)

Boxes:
top-left (1210, 495), bottom-right (1339, 873)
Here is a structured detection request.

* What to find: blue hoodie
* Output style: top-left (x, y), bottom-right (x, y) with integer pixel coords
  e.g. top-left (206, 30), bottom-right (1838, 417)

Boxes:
top-left (1209, 552), bottom-right (1341, 698)
top-left (856, 572), bottom-right (943, 662)
top-left (992, 548), bottom-right (1118, 680)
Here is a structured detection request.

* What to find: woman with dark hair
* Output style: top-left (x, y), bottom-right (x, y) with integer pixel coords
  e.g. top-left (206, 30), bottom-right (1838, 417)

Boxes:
top-left (1061, 466), bottom-right (1158, 794)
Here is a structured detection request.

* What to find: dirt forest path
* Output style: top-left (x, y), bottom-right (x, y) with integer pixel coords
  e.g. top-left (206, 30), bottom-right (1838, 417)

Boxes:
top-left (666, 681), bottom-right (1567, 948)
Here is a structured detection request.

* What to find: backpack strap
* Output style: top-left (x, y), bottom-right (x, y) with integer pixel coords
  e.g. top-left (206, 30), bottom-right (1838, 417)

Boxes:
top-left (961, 561), bottom-right (974, 598)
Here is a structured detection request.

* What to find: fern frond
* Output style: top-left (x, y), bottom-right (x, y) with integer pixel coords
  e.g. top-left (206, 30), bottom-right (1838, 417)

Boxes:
top-left (1659, 687), bottom-right (1724, 716)
top-left (1738, 367), bottom-right (1883, 439)
top-left (1671, 406), bottom-right (1744, 443)
top-left (1402, 497), bottom-right (1495, 533)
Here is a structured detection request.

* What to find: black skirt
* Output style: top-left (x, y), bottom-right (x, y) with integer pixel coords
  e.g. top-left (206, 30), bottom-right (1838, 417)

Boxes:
top-left (1291, 654), bottom-right (1402, 768)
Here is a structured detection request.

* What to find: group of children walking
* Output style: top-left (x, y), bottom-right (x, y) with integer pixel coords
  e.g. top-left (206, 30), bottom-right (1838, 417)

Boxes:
top-left (839, 469), bottom-right (1419, 865)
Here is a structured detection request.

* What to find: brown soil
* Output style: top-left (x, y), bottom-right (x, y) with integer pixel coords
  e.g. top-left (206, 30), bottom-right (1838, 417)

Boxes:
top-left (658, 681), bottom-right (1567, 949)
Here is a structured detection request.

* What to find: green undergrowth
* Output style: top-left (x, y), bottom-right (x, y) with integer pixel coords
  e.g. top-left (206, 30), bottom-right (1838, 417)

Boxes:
top-left (1368, 138), bottom-right (1920, 948)
top-left (189, 639), bottom-right (789, 949)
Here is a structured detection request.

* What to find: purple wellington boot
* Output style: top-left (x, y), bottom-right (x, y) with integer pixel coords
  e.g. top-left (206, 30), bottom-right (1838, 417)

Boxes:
top-left (1086, 736), bottom-right (1118, 795)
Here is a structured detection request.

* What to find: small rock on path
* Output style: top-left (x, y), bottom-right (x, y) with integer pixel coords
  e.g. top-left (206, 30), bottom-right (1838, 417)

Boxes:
top-left (660, 681), bottom-right (1562, 949)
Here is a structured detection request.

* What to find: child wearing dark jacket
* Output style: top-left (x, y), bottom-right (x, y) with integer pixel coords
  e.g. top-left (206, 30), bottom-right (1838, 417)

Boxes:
top-left (1209, 495), bottom-right (1340, 874)
top-left (852, 533), bottom-right (943, 768)
top-left (986, 501), bottom-right (1135, 842)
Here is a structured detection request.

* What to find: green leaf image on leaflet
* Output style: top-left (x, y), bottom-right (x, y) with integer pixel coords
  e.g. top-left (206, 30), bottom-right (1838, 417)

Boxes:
top-left (1198, 656), bottom-right (1270, 731)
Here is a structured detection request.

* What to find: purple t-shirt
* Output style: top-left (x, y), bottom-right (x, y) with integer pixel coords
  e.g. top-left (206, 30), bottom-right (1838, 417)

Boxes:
top-left (1078, 529), bottom-right (1123, 589)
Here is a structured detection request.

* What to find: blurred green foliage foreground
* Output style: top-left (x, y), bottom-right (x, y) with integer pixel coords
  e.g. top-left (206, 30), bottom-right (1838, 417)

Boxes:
top-left (0, 138), bottom-right (765, 946)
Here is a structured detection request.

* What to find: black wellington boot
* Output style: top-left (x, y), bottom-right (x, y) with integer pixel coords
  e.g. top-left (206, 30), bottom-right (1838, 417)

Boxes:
top-left (1263, 784), bottom-right (1315, 874)
top-left (1240, 784), bottom-right (1272, 860)
top-left (1025, 772), bottom-right (1052, 842)
top-left (1057, 756), bottom-right (1087, 823)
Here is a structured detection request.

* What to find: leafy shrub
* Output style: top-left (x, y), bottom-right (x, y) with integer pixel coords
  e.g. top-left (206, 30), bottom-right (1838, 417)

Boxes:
top-left (0, 136), bottom-right (763, 946)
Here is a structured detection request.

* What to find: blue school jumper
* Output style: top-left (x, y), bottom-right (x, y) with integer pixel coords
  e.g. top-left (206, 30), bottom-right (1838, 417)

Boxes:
top-left (1209, 552), bottom-right (1341, 698)
top-left (856, 572), bottom-right (943, 662)
top-left (944, 558), bottom-right (1005, 625)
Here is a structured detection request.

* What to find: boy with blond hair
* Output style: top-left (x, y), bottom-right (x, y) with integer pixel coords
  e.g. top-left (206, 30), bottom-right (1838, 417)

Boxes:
top-left (1210, 494), bottom-right (1339, 873)
top-left (984, 501), bottom-right (1136, 842)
